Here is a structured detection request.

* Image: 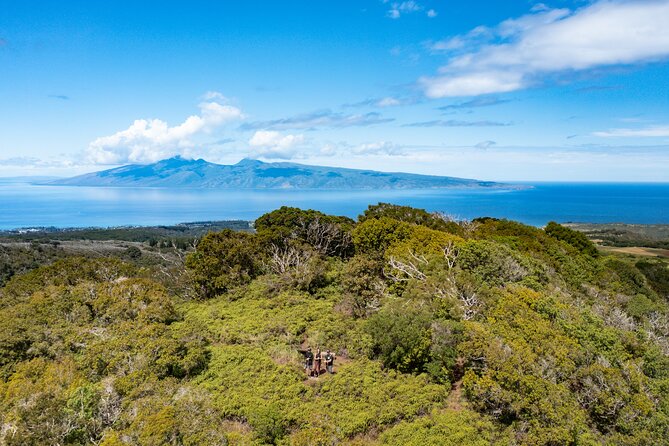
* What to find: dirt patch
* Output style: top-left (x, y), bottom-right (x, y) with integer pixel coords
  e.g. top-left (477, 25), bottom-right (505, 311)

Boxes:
top-left (446, 357), bottom-right (466, 411)
top-left (600, 246), bottom-right (669, 258)
top-left (446, 379), bottom-right (464, 411)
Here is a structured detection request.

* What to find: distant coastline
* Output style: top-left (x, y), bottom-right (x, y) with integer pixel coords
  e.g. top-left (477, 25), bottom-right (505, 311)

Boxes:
top-left (0, 182), bottom-right (668, 230)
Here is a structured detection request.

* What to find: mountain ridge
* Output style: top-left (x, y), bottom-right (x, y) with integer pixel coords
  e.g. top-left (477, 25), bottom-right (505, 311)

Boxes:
top-left (46, 156), bottom-right (518, 189)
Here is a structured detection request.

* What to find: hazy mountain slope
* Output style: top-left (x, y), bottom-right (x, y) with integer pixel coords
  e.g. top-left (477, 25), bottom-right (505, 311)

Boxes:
top-left (47, 156), bottom-right (510, 189)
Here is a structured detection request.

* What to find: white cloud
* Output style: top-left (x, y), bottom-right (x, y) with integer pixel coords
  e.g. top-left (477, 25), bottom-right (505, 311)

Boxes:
top-left (593, 124), bottom-right (669, 137)
top-left (376, 97), bottom-right (401, 107)
top-left (248, 130), bottom-right (305, 159)
top-left (343, 96), bottom-right (407, 108)
top-left (86, 96), bottom-right (243, 164)
top-left (428, 26), bottom-right (491, 53)
top-left (386, 1), bottom-right (423, 19)
top-left (0, 156), bottom-right (76, 168)
top-left (421, 0), bottom-right (669, 97)
top-left (202, 90), bottom-right (228, 101)
top-left (353, 141), bottom-right (406, 156)
top-left (475, 140), bottom-right (496, 150)
top-left (319, 144), bottom-right (339, 157)
top-left (427, 9), bottom-right (437, 18)
top-left (240, 110), bottom-right (393, 130)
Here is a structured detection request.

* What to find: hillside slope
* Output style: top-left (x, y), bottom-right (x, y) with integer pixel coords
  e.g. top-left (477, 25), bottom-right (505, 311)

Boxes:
top-left (47, 156), bottom-right (510, 189)
top-left (0, 204), bottom-right (668, 445)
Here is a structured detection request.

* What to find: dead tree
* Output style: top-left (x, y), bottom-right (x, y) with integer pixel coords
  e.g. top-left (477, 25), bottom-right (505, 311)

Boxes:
top-left (385, 242), bottom-right (480, 320)
top-left (384, 251), bottom-right (428, 282)
top-left (266, 243), bottom-right (313, 275)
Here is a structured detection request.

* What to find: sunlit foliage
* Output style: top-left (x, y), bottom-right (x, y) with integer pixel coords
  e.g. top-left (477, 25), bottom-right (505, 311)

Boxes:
top-left (1, 203), bottom-right (668, 445)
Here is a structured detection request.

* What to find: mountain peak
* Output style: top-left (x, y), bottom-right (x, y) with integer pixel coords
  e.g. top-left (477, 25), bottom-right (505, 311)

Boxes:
top-left (235, 158), bottom-right (265, 167)
top-left (156, 156), bottom-right (210, 167)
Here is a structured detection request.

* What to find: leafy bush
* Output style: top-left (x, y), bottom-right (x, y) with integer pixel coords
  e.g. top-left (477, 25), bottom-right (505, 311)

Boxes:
top-left (255, 206), bottom-right (354, 257)
top-left (636, 260), bottom-right (669, 300)
top-left (2, 204), bottom-right (669, 445)
top-left (339, 254), bottom-right (385, 318)
top-left (379, 409), bottom-right (502, 446)
top-left (352, 217), bottom-right (413, 255)
top-left (545, 221), bottom-right (599, 257)
top-left (367, 306), bottom-right (433, 374)
top-left (185, 229), bottom-right (261, 298)
top-left (360, 203), bottom-right (463, 236)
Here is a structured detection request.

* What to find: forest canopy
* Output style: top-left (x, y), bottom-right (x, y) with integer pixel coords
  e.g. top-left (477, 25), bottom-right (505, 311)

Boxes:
top-left (1, 203), bottom-right (668, 445)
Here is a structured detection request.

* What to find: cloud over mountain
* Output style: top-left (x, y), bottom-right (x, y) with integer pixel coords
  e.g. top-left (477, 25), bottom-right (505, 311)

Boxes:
top-left (248, 130), bottom-right (305, 159)
top-left (86, 93), bottom-right (243, 165)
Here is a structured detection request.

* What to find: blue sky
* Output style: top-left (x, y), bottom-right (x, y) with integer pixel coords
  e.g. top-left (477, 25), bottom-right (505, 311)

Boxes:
top-left (1, 0), bottom-right (669, 181)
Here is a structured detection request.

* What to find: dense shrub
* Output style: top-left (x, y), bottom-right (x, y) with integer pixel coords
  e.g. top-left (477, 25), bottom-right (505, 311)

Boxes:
top-left (185, 229), bottom-right (261, 298)
top-left (255, 206), bottom-right (354, 257)
top-left (366, 306), bottom-right (461, 383)
top-left (2, 204), bottom-right (668, 445)
top-left (360, 203), bottom-right (463, 235)
top-left (545, 221), bottom-right (599, 257)
top-left (339, 254), bottom-right (385, 318)
top-left (636, 259), bottom-right (669, 299)
top-left (352, 217), bottom-right (413, 255)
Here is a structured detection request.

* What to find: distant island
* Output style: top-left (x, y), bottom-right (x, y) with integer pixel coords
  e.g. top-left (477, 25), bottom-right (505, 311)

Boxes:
top-left (46, 156), bottom-right (518, 189)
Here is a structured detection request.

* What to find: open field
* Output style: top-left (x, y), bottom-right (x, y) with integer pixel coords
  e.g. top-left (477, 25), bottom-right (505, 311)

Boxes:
top-left (565, 223), bottom-right (669, 249)
top-left (598, 245), bottom-right (669, 258)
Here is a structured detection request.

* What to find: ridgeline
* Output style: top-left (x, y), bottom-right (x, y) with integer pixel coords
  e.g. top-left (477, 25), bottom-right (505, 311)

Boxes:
top-left (46, 156), bottom-right (514, 190)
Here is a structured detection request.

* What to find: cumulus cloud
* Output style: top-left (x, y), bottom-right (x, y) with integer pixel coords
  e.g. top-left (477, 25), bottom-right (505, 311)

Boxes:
top-left (404, 119), bottom-right (512, 127)
top-left (240, 110), bottom-right (393, 131)
top-left (427, 9), bottom-right (437, 18)
top-left (420, 0), bottom-right (669, 97)
top-left (86, 93), bottom-right (243, 164)
top-left (248, 130), bottom-right (305, 159)
top-left (593, 124), bottom-right (669, 137)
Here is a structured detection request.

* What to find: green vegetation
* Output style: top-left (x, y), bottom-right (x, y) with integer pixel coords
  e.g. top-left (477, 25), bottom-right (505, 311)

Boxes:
top-left (565, 222), bottom-right (669, 250)
top-left (1, 205), bottom-right (668, 445)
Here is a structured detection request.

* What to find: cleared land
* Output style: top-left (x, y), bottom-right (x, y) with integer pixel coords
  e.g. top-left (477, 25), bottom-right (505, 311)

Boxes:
top-left (565, 222), bottom-right (669, 250)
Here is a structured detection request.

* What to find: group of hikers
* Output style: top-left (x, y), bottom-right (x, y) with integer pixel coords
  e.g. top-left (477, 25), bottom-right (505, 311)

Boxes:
top-left (300, 347), bottom-right (335, 377)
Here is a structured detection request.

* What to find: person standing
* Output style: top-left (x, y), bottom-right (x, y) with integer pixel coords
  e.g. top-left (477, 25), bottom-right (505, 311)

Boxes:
top-left (303, 347), bottom-right (314, 377)
top-left (314, 348), bottom-right (322, 377)
top-left (325, 349), bottom-right (335, 374)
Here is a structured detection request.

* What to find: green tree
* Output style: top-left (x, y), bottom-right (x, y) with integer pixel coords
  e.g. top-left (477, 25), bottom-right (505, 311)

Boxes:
top-left (255, 206), bottom-right (354, 257)
top-left (185, 229), bottom-right (261, 298)
top-left (360, 202), bottom-right (463, 235)
top-left (367, 306), bottom-right (433, 374)
top-left (545, 222), bottom-right (599, 257)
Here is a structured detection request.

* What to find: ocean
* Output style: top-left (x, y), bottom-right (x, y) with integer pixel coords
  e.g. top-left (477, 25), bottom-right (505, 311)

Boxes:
top-left (0, 182), bottom-right (668, 230)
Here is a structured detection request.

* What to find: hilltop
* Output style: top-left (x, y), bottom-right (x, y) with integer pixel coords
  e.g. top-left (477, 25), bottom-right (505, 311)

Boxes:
top-left (46, 156), bottom-right (512, 189)
top-left (1, 204), bottom-right (667, 445)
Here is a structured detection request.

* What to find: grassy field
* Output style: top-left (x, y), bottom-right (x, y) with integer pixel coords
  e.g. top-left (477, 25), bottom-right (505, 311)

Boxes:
top-left (565, 222), bottom-right (669, 249)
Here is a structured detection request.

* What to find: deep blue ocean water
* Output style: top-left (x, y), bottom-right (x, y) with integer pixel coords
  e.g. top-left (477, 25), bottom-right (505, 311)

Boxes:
top-left (0, 182), bottom-right (668, 230)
